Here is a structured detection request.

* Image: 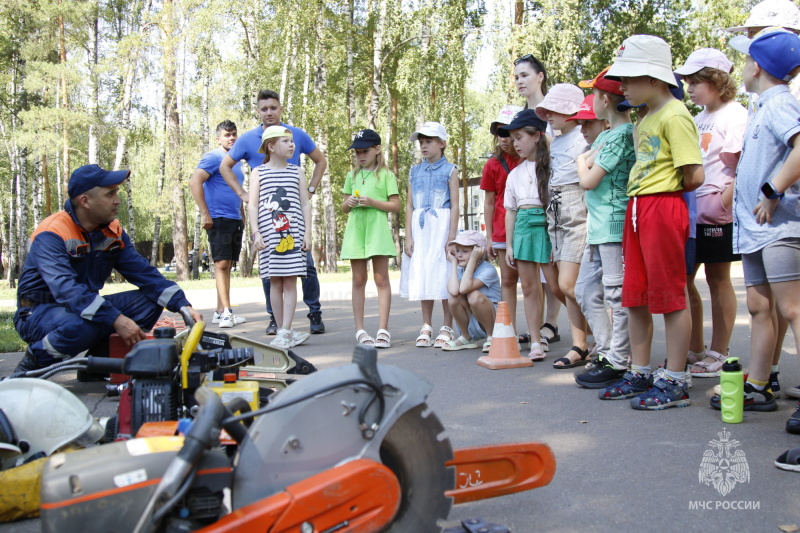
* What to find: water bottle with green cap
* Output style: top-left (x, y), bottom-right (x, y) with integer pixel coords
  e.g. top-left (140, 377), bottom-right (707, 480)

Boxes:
top-left (720, 357), bottom-right (744, 424)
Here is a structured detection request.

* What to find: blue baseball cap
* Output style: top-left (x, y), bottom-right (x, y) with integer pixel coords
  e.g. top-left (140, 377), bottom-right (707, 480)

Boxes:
top-left (496, 109), bottom-right (548, 137)
top-left (617, 73), bottom-right (685, 111)
top-left (68, 165), bottom-right (130, 198)
top-left (347, 129), bottom-right (381, 150)
top-left (729, 27), bottom-right (800, 81)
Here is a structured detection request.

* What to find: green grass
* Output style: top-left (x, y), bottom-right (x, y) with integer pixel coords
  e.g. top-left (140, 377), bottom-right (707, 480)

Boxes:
top-left (0, 262), bottom-right (401, 301)
top-left (0, 308), bottom-right (26, 353)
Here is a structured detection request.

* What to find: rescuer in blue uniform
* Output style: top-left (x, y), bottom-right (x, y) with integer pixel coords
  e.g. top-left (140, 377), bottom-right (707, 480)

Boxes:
top-left (13, 164), bottom-right (204, 373)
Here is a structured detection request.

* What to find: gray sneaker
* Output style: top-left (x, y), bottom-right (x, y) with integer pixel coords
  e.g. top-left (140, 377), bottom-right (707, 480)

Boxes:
top-left (290, 330), bottom-right (310, 347)
top-left (269, 330), bottom-right (293, 350)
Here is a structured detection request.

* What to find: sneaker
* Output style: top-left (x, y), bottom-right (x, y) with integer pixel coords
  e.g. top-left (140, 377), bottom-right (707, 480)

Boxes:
top-left (269, 329), bottom-right (293, 349)
top-left (308, 311), bottom-right (325, 334)
top-left (775, 447), bottom-right (800, 472)
top-left (787, 402), bottom-right (800, 435)
top-left (710, 382), bottom-right (778, 412)
top-left (770, 371), bottom-right (781, 398)
top-left (214, 309), bottom-right (246, 327)
top-left (575, 358), bottom-right (626, 389)
top-left (652, 366), bottom-right (693, 389)
top-left (584, 357), bottom-right (600, 371)
top-left (630, 378), bottom-right (691, 410)
top-left (290, 330), bottom-right (310, 347)
top-left (266, 315), bottom-right (278, 336)
top-left (218, 310), bottom-right (234, 328)
top-left (599, 371), bottom-right (653, 400)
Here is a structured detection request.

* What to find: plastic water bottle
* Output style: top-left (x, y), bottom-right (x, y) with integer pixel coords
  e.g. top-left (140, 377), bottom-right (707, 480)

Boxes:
top-left (720, 357), bottom-right (744, 424)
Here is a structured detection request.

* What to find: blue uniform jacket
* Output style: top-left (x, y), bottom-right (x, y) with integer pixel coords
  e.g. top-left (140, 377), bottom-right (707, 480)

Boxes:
top-left (17, 200), bottom-right (191, 327)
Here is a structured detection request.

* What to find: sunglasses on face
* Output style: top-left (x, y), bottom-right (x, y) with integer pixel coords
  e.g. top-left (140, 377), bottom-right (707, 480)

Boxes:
top-left (514, 54), bottom-right (546, 75)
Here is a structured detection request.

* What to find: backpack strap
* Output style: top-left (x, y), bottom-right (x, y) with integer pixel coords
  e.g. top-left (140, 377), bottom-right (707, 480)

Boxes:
top-left (498, 155), bottom-right (510, 174)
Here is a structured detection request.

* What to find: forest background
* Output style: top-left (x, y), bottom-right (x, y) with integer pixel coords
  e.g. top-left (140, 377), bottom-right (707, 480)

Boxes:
top-left (0, 0), bottom-right (752, 283)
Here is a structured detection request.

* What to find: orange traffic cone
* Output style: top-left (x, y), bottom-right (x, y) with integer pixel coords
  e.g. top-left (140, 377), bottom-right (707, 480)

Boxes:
top-left (477, 301), bottom-right (533, 369)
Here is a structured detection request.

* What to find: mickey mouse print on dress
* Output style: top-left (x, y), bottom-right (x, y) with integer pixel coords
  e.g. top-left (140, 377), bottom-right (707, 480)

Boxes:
top-left (257, 169), bottom-right (306, 277)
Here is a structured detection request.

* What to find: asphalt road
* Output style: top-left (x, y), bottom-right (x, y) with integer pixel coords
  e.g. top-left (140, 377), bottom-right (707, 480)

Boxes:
top-left (1, 271), bottom-right (798, 533)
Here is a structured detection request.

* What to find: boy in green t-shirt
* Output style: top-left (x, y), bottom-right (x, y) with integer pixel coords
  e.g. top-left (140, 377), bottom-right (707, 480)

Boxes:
top-left (601, 35), bottom-right (705, 410)
top-left (574, 67), bottom-right (635, 390)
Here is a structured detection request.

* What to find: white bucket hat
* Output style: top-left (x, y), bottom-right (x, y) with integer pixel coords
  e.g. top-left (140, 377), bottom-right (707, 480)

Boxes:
top-left (490, 105), bottom-right (524, 135)
top-left (534, 84), bottom-right (584, 120)
top-left (675, 48), bottom-right (733, 76)
top-left (606, 35), bottom-right (678, 87)
top-left (410, 121), bottom-right (448, 142)
top-left (726, 0), bottom-right (800, 32)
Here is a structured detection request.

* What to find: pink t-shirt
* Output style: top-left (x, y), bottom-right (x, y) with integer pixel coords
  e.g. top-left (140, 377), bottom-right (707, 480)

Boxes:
top-left (694, 101), bottom-right (747, 198)
top-left (503, 160), bottom-right (544, 210)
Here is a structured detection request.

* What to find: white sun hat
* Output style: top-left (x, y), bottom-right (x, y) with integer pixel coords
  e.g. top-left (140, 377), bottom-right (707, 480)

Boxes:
top-left (606, 35), bottom-right (678, 87)
top-left (726, 0), bottom-right (800, 33)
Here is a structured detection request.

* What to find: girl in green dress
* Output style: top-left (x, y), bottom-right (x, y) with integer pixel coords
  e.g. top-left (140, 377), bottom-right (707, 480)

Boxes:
top-left (341, 129), bottom-right (401, 348)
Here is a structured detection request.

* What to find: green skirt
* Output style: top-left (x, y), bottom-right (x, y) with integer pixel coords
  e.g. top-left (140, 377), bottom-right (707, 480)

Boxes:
top-left (513, 208), bottom-right (551, 264)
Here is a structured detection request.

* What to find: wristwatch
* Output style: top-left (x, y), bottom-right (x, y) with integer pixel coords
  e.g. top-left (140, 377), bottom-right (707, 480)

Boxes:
top-left (307, 186), bottom-right (316, 194)
top-left (761, 181), bottom-right (785, 200)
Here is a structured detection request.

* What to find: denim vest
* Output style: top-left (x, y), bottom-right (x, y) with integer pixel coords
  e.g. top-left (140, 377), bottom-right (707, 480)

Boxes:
top-left (409, 157), bottom-right (456, 229)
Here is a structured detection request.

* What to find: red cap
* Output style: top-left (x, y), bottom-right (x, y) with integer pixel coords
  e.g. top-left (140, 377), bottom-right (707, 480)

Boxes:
top-left (566, 94), bottom-right (597, 121)
top-left (223, 373), bottom-right (237, 383)
top-left (578, 66), bottom-right (624, 96)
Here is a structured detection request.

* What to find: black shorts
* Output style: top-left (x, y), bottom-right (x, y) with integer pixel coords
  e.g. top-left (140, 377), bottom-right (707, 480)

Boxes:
top-left (207, 217), bottom-right (244, 261)
top-left (695, 223), bottom-right (741, 264)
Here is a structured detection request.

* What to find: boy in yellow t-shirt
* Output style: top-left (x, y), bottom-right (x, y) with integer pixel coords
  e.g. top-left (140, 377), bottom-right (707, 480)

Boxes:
top-left (600, 35), bottom-right (705, 410)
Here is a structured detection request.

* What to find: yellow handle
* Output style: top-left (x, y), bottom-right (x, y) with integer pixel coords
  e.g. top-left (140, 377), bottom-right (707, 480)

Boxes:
top-left (180, 321), bottom-right (205, 389)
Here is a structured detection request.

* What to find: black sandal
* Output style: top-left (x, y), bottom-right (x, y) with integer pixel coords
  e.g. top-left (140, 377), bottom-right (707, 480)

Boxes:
top-left (518, 333), bottom-right (531, 345)
top-left (553, 346), bottom-right (589, 369)
top-left (540, 323), bottom-right (561, 343)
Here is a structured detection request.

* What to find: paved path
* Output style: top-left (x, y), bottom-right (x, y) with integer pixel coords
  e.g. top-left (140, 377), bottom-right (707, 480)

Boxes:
top-left (1, 265), bottom-right (799, 532)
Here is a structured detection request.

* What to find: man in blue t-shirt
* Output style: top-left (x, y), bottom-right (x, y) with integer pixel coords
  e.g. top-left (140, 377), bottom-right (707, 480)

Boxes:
top-left (189, 120), bottom-right (248, 329)
top-left (220, 89), bottom-right (328, 334)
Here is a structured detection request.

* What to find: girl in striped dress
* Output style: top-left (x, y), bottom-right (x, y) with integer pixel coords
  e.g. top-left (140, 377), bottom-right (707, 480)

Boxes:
top-left (248, 126), bottom-right (312, 349)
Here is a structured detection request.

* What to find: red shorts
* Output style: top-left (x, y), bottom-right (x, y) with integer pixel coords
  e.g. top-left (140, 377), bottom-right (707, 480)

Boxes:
top-left (622, 192), bottom-right (688, 314)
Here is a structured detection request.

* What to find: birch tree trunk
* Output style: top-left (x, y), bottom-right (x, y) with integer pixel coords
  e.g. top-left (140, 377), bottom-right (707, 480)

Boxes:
top-left (315, 11), bottom-right (338, 273)
top-left (367, 0), bottom-right (387, 129)
top-left (346, 0), bottom-right (355, 127)
top-left (191, 73), bottom-right (209, 280)
top-left (17, 150), bottom-right (29, 269)
top-left (58, 3), bottom-right (69, 199)
top-left (87, 3), bottom-right (100, 165)
top-left (163, 0), bottom-right (189, 281)
top-left (151, 123), bottom-right (165, 267)
top-left (113, 45), bottom-right (140, 243)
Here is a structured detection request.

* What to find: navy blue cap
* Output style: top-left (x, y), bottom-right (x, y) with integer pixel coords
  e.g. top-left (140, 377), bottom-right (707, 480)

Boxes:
top-left (617, 73), bottom-right (685, 112)
top-left (497, 109), bottom-right (548, 137)
top-left (347, 129), bottom-right (381, 150)
top-left (68, 165), bottom-right (130, 198)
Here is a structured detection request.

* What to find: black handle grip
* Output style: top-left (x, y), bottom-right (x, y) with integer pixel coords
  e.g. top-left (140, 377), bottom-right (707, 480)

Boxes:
top-left (86, 356), bottom-right (125, 374)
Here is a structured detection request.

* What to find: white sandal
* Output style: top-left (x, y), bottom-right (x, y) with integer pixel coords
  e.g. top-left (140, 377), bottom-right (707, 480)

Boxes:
top-left (375, 329), bottom-right (391, 349)
top-left (442, 336), bottom-right (478, 351)
top-left (356, 329), bottom-right (375, 345)
top-left (416, 324), bottom-right (433, 347)
top-left (434, 326), bottom-right (455, 348)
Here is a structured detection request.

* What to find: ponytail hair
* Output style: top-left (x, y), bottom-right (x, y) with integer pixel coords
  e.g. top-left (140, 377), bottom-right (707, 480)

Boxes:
top-left (521, 126), bottom-right (550, 204)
